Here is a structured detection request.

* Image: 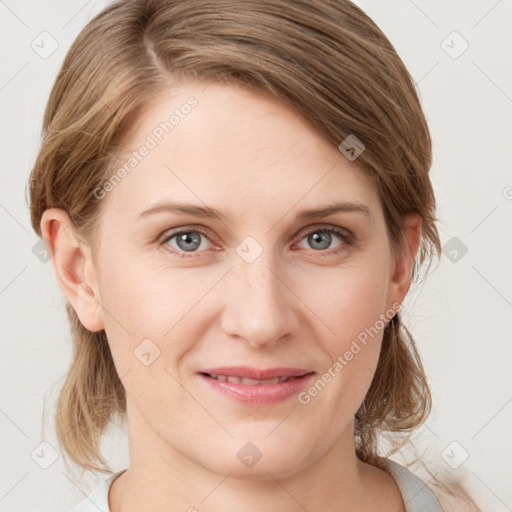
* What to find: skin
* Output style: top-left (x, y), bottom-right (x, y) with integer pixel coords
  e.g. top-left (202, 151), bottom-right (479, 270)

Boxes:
top-left (42, 79), bottom-right (422, 511)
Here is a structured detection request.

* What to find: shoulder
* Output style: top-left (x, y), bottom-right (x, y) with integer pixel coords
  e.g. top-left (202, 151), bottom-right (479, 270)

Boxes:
top-left (382, 458), bottom-right (444, 511)
top-left (430, 487), bottom-right (481, 512)
top-left (73, 470), bottom-right (126, 512)
top-left (382, 458), bottom-right (481, 512)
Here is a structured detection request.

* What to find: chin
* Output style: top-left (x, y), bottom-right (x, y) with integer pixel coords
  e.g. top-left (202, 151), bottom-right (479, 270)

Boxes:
top-left (195, 431), bottom-right (314, 480)
top-left (211, 455), bottom-right (308, 481)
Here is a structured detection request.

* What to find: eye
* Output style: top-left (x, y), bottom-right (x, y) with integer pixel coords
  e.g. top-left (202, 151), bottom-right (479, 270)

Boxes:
top-left (296, 226), bottom-right (353, 255)
top-left (159, 225), bottom-right (354, 258)
top-left (160, 228), bottom-right (212, 256)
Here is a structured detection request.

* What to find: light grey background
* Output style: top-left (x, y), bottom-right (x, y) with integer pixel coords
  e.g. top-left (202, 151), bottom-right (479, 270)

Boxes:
top-left (1, 1), bottom-right (511, 510)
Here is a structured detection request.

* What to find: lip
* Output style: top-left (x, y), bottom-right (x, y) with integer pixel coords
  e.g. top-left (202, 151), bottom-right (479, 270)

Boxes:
top-left (198, 366), bottom-right (315, 405)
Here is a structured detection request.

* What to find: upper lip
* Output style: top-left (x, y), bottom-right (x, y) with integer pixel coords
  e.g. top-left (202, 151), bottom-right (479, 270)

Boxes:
top-left (199, 366), bottom-right (314, 380)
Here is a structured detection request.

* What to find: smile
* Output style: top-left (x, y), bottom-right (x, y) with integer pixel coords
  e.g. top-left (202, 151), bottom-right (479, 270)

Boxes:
top-left (197, 367), bottom-right (315, 404)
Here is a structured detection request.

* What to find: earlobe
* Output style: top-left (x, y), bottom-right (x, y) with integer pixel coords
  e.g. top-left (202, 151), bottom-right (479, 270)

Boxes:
top-left (389, 213), bottom-right (422, 306)
top-left (40, 208), bottom-right (105, 332)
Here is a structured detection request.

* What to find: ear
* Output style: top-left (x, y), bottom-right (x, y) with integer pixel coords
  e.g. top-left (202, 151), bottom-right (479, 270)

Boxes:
top-left (40, 208), bottom-right (105, 332)
top-left (387, 213), bottom-right (422, 308)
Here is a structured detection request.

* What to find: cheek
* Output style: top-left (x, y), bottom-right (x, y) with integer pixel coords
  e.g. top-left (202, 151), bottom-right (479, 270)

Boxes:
top-left (96, 255), bottom-right (216, 370)
top-left (293, 262), bottom-right (389, 411)
top-left (95, 262), bottom-right (202, 414)
top-left (298, 261), bottom-right (390, 348)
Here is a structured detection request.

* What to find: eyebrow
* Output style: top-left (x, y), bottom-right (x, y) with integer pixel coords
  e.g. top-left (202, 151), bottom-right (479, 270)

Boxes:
top-left (136, 200), bottom-right (370, 222)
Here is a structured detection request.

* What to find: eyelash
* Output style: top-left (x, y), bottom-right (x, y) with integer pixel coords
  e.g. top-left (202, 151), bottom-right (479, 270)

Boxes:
top-left (158, 225), bottom-right (354, 258)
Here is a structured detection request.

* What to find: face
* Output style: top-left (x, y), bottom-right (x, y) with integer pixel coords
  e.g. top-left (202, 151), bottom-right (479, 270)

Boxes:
top-left (46, 79), bottom-right (418, 479)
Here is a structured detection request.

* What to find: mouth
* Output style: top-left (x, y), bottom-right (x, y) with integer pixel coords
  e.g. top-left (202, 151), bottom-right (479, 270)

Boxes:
top-left (197, 366), bottom-right (315, 404)
top-left (201, 373), bottom-right (305, 385)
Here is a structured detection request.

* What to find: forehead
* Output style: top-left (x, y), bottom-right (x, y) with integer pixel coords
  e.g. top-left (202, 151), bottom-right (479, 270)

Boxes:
top-left (102, 80), bottom-right (379, 224)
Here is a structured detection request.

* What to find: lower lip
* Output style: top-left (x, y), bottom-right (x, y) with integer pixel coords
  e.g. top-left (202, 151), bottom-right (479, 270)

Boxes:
top-left (198, 373), bottom-right (315, 404)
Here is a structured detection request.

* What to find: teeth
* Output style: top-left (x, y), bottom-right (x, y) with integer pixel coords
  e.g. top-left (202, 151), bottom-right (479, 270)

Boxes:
top-left (240, 377), bottom-right (263, 385)
top-left (208, 374), bottom-right (292, 385)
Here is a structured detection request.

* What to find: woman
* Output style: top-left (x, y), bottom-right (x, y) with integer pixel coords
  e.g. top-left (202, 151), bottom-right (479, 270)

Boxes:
top-left (28, 0), bottom-right (479, 510)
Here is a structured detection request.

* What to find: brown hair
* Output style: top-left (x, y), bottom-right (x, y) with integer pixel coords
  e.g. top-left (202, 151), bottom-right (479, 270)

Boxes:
top-left (27, 0), bottom-right (475, 505)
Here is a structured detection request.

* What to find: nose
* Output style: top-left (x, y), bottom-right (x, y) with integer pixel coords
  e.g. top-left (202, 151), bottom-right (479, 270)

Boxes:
top-left (220, 249), bottom-right (299, 349)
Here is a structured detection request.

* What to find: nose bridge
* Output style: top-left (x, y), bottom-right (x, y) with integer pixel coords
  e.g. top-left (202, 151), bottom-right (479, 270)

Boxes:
top-left (221, 241), bottom-right (296, 347)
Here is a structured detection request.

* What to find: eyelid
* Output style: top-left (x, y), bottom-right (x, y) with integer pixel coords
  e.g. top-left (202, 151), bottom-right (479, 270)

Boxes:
top-left (158, 224), bottom-right (212, 242)
top-left (295, 223), bottom-right (353, 242)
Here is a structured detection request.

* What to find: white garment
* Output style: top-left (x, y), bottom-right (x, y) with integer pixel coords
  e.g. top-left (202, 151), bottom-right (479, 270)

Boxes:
top-left (73, 458), bottom-right (444, 511)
